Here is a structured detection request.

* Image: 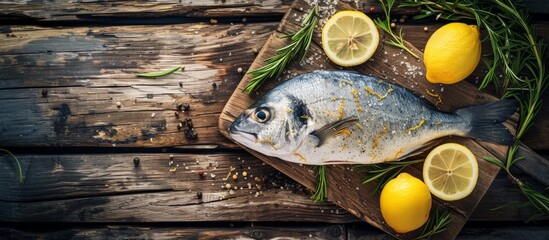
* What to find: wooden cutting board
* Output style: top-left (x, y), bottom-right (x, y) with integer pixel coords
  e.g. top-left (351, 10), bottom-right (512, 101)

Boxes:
top-left (219, 1), bottom-right (513, 239)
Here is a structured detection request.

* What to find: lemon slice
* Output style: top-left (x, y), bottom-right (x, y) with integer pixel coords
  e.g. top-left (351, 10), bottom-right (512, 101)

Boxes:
top-left (321, 11), bottom-right (379, 67)
top-left (423, 143), bottom-right (479, 201)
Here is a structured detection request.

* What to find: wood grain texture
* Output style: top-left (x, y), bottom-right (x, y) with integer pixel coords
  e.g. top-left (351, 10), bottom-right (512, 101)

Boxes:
top-left (0, 152), bottom-right (356, 223)
top-left (1, 0), bottom-right (547, 23)
top-left (1, 223), bottom-right (548, 239)
top-left (0, 152), bottom-right (541, 223)
top-left (0, 23), bottom-right (278, 148)
top-left (0, 225), bottom-right (348, 240)
top-left (0, 0), bottom-right (292, 22)
top-left (218, 1), bottom-right (547, 239)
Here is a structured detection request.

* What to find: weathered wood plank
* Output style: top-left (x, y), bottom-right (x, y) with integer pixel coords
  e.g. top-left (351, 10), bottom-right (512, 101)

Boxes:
top-left (347, 223), bottom-right (549, 239)
top-left (0, 0), bottom-right (292, 22)
top-left (0, 23), bottom-right (279, 148)
top-left (0, 152), bottom-right (542, 222)
top-left (0, 0), bottom-right (546, 23)
top-left (0, 152), bottom-right (356, 223)
top-left (1, 223), bottom-right (548, 239)
top-left (0, 225), bottom-right (348, 240)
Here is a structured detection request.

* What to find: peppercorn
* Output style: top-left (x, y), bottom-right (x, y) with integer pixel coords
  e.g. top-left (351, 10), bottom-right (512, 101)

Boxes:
top-left (183, 103), bottom-right (190, 112)
top-left (41, 90), bottom-right (48, 98)
top-left (184, 118), bottom-right (193, 128)
top-left (184, 128), bottom-right (198, 140)
top-left (232, 174), bottom-right (238, 180)
top-left (197, 192), bottom-right (203, 198)
top-left (198, 170), bottom-right (205, 177)
top-left (133, 157), bottom-right (140, 166)
top-left (369, 7), bottom-right (375, 12)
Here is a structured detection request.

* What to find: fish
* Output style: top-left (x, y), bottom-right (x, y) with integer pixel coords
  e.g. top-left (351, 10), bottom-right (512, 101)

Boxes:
top-left (229, 70), bottom-right (517, 165)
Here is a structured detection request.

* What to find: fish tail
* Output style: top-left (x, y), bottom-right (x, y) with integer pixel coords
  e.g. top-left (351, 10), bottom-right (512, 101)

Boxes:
top-left (456, 99), bottom-right (518, 145)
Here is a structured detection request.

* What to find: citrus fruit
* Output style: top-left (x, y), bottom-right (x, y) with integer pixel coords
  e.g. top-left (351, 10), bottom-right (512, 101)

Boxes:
top-left (321, 11), bottom-right (379, 67)
top-left (423, 143), bottom-right (479, 201)
top-left (380, 172), bottom-right (432, 233)
top-left (423, 22), bottom-right (481, 84)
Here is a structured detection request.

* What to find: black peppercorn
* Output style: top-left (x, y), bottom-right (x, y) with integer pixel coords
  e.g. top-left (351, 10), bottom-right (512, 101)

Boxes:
top-left (133, 157), bottom-right (140, 166)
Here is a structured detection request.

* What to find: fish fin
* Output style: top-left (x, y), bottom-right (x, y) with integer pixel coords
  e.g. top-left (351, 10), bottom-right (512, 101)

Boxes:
top-left (396, 140), bottom-right (442, 161)
top-left (456, 99), bottom-right (518, 145)
top-left (310, 117), bottom-right (359, 147)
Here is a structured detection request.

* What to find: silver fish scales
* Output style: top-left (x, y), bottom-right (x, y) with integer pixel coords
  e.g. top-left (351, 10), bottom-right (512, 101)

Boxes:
top-left (229, 70), bottom-right (516, 165)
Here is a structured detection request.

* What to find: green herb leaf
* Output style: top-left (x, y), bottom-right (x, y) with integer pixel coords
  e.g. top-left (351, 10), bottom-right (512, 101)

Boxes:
top-left (311, 165), bottom-right (328, 203)
top-left (374, 0), bottom-right (419, 58)
top-left (358, 159), bottom-right (423, 194)
top-left (137, 66), bottom-right (183, 78)
top-left (243, 6), bottom-right (319, 94)
top-left (415, 208), bottom-right (452, 240)
top-left (0, 149), bottom-right (23, 183)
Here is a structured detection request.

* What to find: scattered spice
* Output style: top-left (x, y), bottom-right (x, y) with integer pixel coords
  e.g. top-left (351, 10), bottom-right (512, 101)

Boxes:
top-left (390, 22), bottom-right (396, 28)
top-left (133, 157), bottom-right (140, 166)
top-left (237, 67), bottom-right (243, 74)
top-left (198, 170), bottom-right (205, 177)
top-left (409, 117), bottom-right (426, 131)
top-left (370, 7), bottom-right (376, 12)
top-left (425, 89), bottom-right (442, 108)
top-left (372, 125), bottom-right (389, 149)
top-left (256, 185), bottom-right (263, 191)
top-left (196, 192), bottom-right (203, 199)
top-left (232, 174), bottom-right (238, 180)
top-left (242, 171), bottom-right (248, 177)
top-left (210, 19), bottom-right (218, 24)
top-left (252, 47), bottom-right (258, 54)
top-left (424, 26), bottom-right (429, 32)
top-left (212, 82), bottom-right (217, 89)
top-left (184, 118), bottom-right (193, 128)
top-left (182, 103), bottom-right (191, 112)
top-left (116, 101), bottom-right (122, 108)
top-left (169, 154), bottom-right (174, 159)
top-left (184, 128), bottom-right (198, 140)
top-left (225, 183), bottom-right (232, 189)
top-left (41, 90), bottom-right (48, 98)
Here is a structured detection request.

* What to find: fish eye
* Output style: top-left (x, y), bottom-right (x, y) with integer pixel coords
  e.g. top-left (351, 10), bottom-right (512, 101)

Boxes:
top-left (252, 108), bottom-right (270, 123)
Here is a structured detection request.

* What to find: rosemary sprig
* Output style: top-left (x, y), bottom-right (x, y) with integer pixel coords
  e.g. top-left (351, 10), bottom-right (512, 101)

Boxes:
top-left (1, 149), bottom-right (23, 183)
top-left (243, 6), bottom-right (318, 94)
top-left (311, 165), bottom-right (328, 203)
top-left (358, 159), bottom-right (424, 194)
top-left (403, 0), bottom-right (549, 221)
top-left (374, 0), bottom-right (419, 58)
top-left (415, 209), bottom-right (453, 240)
top-left (136, 66), bottom-right (183, 78)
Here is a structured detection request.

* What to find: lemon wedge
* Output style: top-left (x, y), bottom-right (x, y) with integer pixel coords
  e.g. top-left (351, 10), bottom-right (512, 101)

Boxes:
top-left (423, 143), bottom-right (479, 201)
top-left (321, 11), bottom-right (379, 67)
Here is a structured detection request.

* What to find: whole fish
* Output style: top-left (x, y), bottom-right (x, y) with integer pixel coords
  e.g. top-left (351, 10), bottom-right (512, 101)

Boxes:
top-left (229, 70), bottom-right (516, 165)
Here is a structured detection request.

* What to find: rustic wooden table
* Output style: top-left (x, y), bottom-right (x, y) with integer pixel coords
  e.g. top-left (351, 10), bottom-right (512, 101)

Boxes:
top-left (0, 1), bottom-right (548, 239)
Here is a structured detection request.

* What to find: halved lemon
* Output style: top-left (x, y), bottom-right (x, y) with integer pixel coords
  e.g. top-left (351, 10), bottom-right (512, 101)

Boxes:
top-left (423, 143), bottom-right (479, 201)
top-left (321, 11), bottom-right (379, 67)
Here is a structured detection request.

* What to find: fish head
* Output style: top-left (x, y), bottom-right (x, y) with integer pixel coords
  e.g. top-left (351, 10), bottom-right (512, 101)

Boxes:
top-left (229, 92), bottom-right (311, 159)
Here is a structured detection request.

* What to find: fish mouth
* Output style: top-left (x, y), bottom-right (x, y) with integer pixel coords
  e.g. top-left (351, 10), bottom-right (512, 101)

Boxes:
top-left (229, 124), bottom-right (257, 142)
top-left (230, 130), bottom-right (257, 143)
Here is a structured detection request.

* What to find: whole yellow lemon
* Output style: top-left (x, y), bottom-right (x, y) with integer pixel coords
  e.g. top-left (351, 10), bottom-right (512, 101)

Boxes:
top-left (380, 172), bottom-right (432, 233)
top-left (424, 22), bottom-right (481, 84)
